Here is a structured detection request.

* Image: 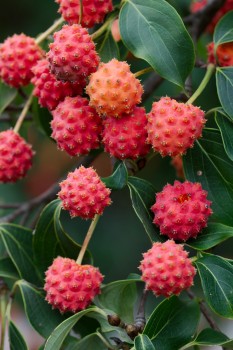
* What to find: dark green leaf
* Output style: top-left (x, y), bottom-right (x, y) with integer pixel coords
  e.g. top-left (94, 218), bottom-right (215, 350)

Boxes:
top-left (119, 0), bottom-right (194, 88)
top-left (215, 110), bottom-right (233, 161)
top-left (96, 30), bottom-right (120, 62)
top-left (127, 176), bottom-right (161, 242)
top-left (0, 82), bottom-right (17, 115)
top-left (32, 98), bottom-right (52, 137)
top-left (216, 67), bottom-right (233, 119)
top-left (102, 161), bottom-right (128, 189)
top-left (134, 334), bottom-right (155, 350)
top-left (70, 333), bottom-right (107, 350)
top-left (214, 11), bottom-right (233, 45)
top-left (195, 253), bottom-right (233, 318)
top-left (143, 297), bottom-right (200, 350)
top-left (180, 328), bottom-right (233, 349)
top-left (0, 257), bottom-right (19, 280)
top-left (9, 321), bottom-right (29, 350)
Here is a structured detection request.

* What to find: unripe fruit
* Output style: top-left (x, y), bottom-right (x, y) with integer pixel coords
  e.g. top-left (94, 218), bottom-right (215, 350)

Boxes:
top-left (0, 130), bottom-right (34, 183)
top-left (139, 240), bottom-right (196, 297)
top-left (147, 97), bottom-right (206, 157)
top-left (47, 24), bottom-right (100, 82)
top-left (151, 180), bottom-right (212, 241)
top-left (51, 96), bottom-right (102, 156)
top-left (44, 256), bottom-right (104, 313)
top-left (207, 42), bottom-right (233, 67)
top-left (86, 59), bottom-right (143, 118)
top-left (0, 34), bottom-right (44, 88)
top-left (58, 166), bottom-right (112, 219)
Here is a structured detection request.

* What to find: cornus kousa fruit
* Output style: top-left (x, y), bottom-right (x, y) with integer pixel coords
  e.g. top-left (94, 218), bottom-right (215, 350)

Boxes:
top-left (151, 180), bottom-right (212, 241)
top-left (51, 96), bottom-right (102, 156)
top-left (0, 130), bottom-right (34, 183)
top-left (56, 0), bottom-right (113, 28)
top-left (147, 97), bottom-right (206, 157)
top-left (207, 42), bottom-right (233, 67)
top-left (47, 24), bottom-right (100, 82)
top-left (0, 34), bottom-right (44, 88)
top-left (102, 106), bottom-right (150, 159)
top-left (31, 59), bottom-right (86, 110)
top-left (139, 240), bottom-right (196, 297)
top-left (58, 166), bottom-right (111, 219)
top-left (44, 256), bottom-right (104, 313)
top-left (86, 59), bottom-right (143, 118)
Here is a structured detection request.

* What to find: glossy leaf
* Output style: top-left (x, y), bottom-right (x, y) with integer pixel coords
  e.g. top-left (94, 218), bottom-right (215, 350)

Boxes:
top-left (216, 67), bottom-right (233, 119)
top-left (192, 328), bottom-right (232, 347)
top-left (0, 257), bottom-right (19, 280)
top-left (9, 321), bottom-right (29, 350)
top-left (69, 333), bottom-right (107, 350)
top-left (134, 334), bottom-right (155, 350)
top-left (119, 0), bottom-right (194, 88)
top-left (102, 161), bottom-right (128, 189)
top-left (143, 297), bottom-right (200, 350)
top-left (96, 30), bottom-right (120, 62)
top-left (0, 81), bottom-right (17, 115)
top-left (214, 11), bottom-right (233, 45)
top-left (215, 110), bottom-right (233, 161)
top-left (195, 253), bottom-right (233, 318)
top-left (127, 176), bottom-right (161, 242)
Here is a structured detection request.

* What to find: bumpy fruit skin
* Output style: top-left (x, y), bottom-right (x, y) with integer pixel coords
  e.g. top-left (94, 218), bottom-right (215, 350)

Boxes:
top-left (47, 24), bottom-right (100, 82)
top-left (44, 256), bottom-right (104, 313)
top-left (139, 240), bottom-right (196, 297)
top-left (31, 59), bottom-right (86, 110)
top-left (86, 59), bottom-right (143, 118)
top-left (147, 97), bottom-right (206, 157)
top-left (56, 0), bottom-right (113, 27)
top-left (0, 34), bottom-right (44, 88)
top-left (51, 96), bottom-right (102, 156)
top-left (151, 180), bottom-right (212, 241)
top-left (58, 166), bottom-right (111, 219)
top-left (190, 0), bottom-right (233, 33)
top-left (207, 42), bottom-right (233, 67)
top-left (102, 106), bottom-right (150, 159)
top-left (0, 130), bottom-right (34, 183)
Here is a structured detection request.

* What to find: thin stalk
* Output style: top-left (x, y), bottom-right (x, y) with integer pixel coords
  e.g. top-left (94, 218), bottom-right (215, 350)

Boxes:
top-left (97, 332), bottom-right (116, 350)
top-left (91, 17), bottom-right (115, 41)
top-left (134, 66), bottom-right (154, 78)
top-left (35, 17), bottom-right (64, 45)
top-left (14, 92), bottom-right (34, 133)
top-left (78, 0), bottom-right (83, 25)
top-left (186, 64), bottom-right (215, 105)
top-left (0, 284), bottom-right (8, 350)
top-left (76, 215), bottom-right (100, 265)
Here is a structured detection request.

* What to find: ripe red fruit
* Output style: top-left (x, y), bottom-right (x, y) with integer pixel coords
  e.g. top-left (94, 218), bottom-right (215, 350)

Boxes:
top-left (58, 166), bottom-right (112, 219)
top-left (44, 256), bottom-right (104, 313)
top-left (56, 0), bottom-right (113, 28)
top-left (86, 59), bottom-right (143, 118)
top-left (0, 130), bottom-right (34, 183)
top-left (47, 24), bottom-right (100, 82)
top-left (0, 34), bottom-right (44, 88)
top-left (151, 180), bottom-right (212, 241)
top-left (147, 97), bottom-right (206, 157)
top-left (207, 42), bottom-right (233, 67)
top-left (102, 106), bottom-right (150, 159)
top-left (51, 96), bottom-right (102, 156)
top-left (139, 240), bottom-right (196, 297)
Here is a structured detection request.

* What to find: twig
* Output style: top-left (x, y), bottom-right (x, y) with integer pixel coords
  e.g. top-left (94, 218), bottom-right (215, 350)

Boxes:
top-left (141, 73), bottom-right (164, 103)
top-left (0, 115), bottom-right (32, 123)
top-left (135, 290), bottom-right (148, 331)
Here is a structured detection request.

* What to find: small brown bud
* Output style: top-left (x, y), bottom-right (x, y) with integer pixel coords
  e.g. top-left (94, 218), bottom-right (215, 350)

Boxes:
top-left (107, 314), bottom-right (121, 327)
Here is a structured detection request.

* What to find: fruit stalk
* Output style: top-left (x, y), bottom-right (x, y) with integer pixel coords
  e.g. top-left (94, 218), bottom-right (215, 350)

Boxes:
top-left (78, 0), bottom-right (83, 25)
top-left (14, 92), bottom-right (34, 133)
top-left (134, 66), bottom-right (154, 78)
top-left (35, 17), bottom-right (64, 45)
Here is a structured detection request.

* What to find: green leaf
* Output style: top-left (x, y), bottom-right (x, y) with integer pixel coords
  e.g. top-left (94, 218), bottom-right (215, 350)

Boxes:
top-left (187, 222), bottom-right (233, 250)
top-left (183, 128), bottom-right (233, 226)
top-left (180, 328), bottom-right (233, 349)
top-left (69, 333), bottom-right (107, 350)
top-left (102, 161), bottom-right (128, 189)
top-left (214, 11), bottom-right (233, 45)
top-left (9, 321), bottom-right (29, 350)
top-left (18, 280), bottom-right (66, 338)
top-left (119, 0), bottom-right (194, 88)
top-left (96, 30), bottom-right (120, 62)
top-left (0, 257), bottom-right (19, 280)
top-left (0, 81), bottom-right (17, 115)
top-left (0, 224), bottom-right (41, 285)
top-left (134, 334), bottom-right (155, 350)
top-left (215, 110), bottom-right (233, 161)
top-left (143, 297), bottom-right (200, 350)
top-left (195, 253), bottom-right (233, 318)
top-left (216, 67), bottom-right (233, 119)
top-left (32, 98), bottom-right (52, 137)
top-left (127, 176), bottom-right (161, 242)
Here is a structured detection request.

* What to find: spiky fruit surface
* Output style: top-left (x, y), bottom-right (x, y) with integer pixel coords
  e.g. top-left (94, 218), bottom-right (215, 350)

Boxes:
top-left (0, 130), bottom-right (34, 183)
top-left (58, 166), bottom-right (111, 219)
top-left (151, 180), bottom-right (212, 241)
top-left (47, 24), bottom-right (100, 82)
top-left (0, 34), bottom-right (44, 88)
top-left (102, 106), bottom-right (150, 159)
top-left (207, 42), bottom-right (233, 67)
top-left (139, 240), bottom-right (196, 297)
top-left (190, 0), bottom-right (233, 32)
top-left (44, 256), bottom-right (103, 313)
top-left (51, 96), bottom-right (102, 156)
top-left (56, 0), bottom-right (113, 28)
top-left (86, 59), bottom-right (143, 118)
top-left (31, 59), bottom-right (85, 110)
top-left (147, 97), bottom-right (206, 157)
